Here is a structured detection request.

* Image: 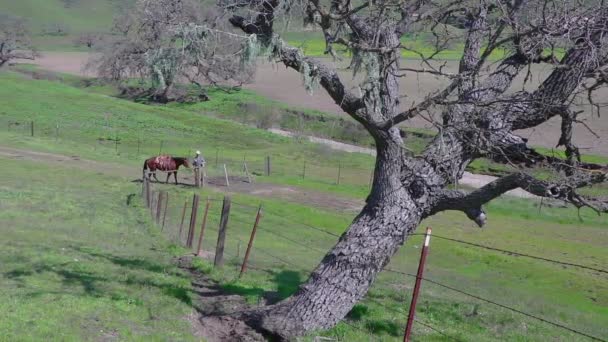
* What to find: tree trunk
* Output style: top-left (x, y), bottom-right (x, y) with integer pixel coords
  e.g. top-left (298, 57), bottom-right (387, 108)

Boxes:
top-left (244, 141), bottom-right (424, 338)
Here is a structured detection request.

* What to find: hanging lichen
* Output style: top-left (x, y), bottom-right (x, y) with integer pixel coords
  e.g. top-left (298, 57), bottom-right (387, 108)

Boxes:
top-left (300, 59), bottom-right (320, 95)
top-left (350, 49), bottom-right (381, 115)
top-left (145, 48), bottom-right (181, 91)
top-left (241, 34), bottom-right (260, 70)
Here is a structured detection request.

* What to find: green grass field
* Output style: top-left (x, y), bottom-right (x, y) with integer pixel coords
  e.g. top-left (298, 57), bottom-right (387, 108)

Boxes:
top-left (1, 65), bottom-right (607, 341)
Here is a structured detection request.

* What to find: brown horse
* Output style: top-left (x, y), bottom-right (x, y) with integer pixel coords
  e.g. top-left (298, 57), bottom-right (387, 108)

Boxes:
top-left (143, 155), bottom-right (190, 184)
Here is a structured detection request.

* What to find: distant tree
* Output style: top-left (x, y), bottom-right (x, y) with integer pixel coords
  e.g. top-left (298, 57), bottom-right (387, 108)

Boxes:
top-left (94, 0), bottom-right (255, 102)
top-left (41, 23), bottom-right (70, 36)
top-left (73, 33), bottom-right (103, 49)
top-left (214, 0), bottom-right (608, 338)
top-left (0, 14), bottom-right (37, 68)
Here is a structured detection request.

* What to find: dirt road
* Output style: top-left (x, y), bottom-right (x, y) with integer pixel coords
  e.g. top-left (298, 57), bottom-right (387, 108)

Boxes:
top-left (21, 51), bottom-right (608, 157)
top-left (0, 145), bottom-right (364, 212)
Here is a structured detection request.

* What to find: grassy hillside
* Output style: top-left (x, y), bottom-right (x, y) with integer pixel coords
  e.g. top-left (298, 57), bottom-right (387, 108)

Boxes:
top-left (1, 66), bottom-right (607, 341)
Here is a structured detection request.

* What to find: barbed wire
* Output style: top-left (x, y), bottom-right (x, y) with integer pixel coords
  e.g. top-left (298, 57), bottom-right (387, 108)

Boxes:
top-left (384, 268), bottom-right (606, 342)
top-left (147, 184), bottom-right (606, 341)
top-left (262, 208), bottom-right (342, 238)
top-left (431, 234), bottom-right (608, 274)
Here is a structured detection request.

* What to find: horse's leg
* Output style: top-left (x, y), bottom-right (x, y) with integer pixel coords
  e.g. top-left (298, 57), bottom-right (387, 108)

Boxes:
top-left (166, 172), bottom-right (170, 184)
top-left (153, 172), bottom-right (160, 182)
top-left (174, 172), bottom-right (178, 185)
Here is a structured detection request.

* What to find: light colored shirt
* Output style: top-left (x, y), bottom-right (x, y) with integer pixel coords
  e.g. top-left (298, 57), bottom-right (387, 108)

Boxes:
top-left (193, 155), bottom-right (205, 167)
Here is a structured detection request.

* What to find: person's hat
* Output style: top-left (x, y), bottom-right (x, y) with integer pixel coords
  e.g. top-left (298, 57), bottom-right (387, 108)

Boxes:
top-left (196, 150), bottom-right (201, 154)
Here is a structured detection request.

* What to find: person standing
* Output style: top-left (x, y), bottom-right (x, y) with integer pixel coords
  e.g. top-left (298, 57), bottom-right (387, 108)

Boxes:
top-left (193, 150), bottom-right (206, 187)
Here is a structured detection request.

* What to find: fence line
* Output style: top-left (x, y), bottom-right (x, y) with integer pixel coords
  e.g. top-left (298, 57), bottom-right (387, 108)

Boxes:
top-left (140, 180), bottom-right (605, 342)
top-left (4, 117), bottom-right (377, 190)
top-left (384, 268), bottom-right (606, 342)
top-left (430, 234), bottom-right (608, 274)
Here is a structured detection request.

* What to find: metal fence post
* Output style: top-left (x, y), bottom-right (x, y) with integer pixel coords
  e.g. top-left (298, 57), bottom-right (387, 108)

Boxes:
top-left (214, 196), bottom-right (231, 267)
top-left (239, 205), bottom-right (263, 277)
top-left (196, 197), bottom-right (211, 256)
top-left (404, 227), bottom-right (432, 342)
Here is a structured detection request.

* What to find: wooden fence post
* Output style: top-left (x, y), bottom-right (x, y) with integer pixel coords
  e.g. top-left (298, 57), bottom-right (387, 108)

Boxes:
top-left (243, 161), bottom-right (252, 183)
top-left (155, 192), bottom-right (164, 224)
top-left (303, 161), bottom-right (306, 179)
top-left (194, 168), bottom-right (201, 188)
top-left (161, 192), bottom-right (169, 231)
top-left (404, 227), bottom-right (432, 342)
top-left (337, 162), bottom-right (341, 185)
top-left (145, 179), bottom-right (151, 208)
top-left (196, 197), bottom-right (211, 256)
top-left (178, 200), bottom-right (188, 243)
top-left (187, 194), bottom-right (200, 248)
top-left (265, 156), bottom-right (271, 176)
top-left (214, 196), bottom-right (231, 268)
top-left (30, 120), bottom-right (34, 137)
top-left (223, 164), bottom-right (230, 187)
top-left (239, 205), bottom-right (263, 277)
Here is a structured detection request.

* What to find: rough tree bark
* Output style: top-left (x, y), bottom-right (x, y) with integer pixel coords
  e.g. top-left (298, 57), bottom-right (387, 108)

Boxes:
top-left (223, 0), bottom-right (608, 338)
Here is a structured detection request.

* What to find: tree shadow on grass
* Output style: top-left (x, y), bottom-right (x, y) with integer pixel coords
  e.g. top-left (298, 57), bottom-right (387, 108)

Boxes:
top-left (346, 303), bottom-right (402, 337)
top-left (219, 269), bottom-right (303, 305)
top-left (4, 250), bottom-right (194, 307)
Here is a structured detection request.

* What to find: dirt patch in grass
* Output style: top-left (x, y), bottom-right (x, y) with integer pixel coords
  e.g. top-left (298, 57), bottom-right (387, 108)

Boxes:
top-left (0, 145), bottom-right (363, 212)
top-left (177, 256), bottom-right (265, 342)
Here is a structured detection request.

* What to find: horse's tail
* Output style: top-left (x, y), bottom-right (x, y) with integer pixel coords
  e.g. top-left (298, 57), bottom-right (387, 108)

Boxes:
top-left (142, 159), bottom-right (148, 180)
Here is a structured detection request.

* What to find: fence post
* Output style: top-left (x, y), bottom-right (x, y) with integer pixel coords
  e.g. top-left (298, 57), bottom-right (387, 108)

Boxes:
top-left (145, 179), bottom-right (151, 208)
top-left (161, 192), bottom-right (169, 231)
top-left (243, 161), bottom-right (252, 183)
top-left (178, 200), bottom-right (188, 243)
top-left (187, 194), bottom-right (200, 248)
top-left (214, 196), bottom-right (231, 268)
top-left (149, 191), bottom-right (156, 217)
top-left (223, 164), bottom-right (230, 187)
top-left (30, 120), bottom-right (34, 137)
top-left (239, 205), bottom-right (263, 277)
top-left (404, 227), bottom-right (432, 342)
top-left (337, 162), bottom-right (341, 185)
top-left (265, 156), bottom-right (271, 176)
top-left (155, 192), bottom-right (164, 224)
top-left (196, 197), bottom-right (211, 256)
top-left (194, 167), bottom-right (201, 188)
top-left (303, 161), bottom-right (306, 179)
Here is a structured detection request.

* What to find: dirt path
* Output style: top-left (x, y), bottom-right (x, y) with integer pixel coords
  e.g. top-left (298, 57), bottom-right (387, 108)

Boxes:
top-left (268, 129), bottom-right (537, 199)
top-left (0, 145), bottom-right (364, 211)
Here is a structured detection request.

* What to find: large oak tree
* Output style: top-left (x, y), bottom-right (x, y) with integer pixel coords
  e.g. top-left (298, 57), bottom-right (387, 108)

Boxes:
top-left (220, 0), bottom-right (608, 338)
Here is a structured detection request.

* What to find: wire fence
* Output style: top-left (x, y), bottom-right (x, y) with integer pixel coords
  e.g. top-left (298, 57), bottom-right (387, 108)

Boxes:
top-left (140, 181), bottom-right (607, 342)
top-left (1, 117), bottom-right (375, 191)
